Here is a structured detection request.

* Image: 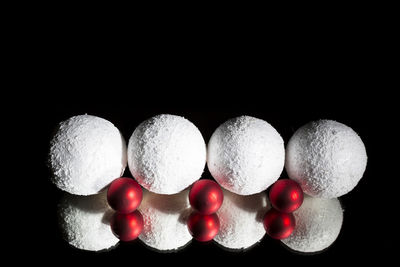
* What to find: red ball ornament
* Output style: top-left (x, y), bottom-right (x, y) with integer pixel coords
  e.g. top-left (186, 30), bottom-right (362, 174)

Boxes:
top-left (269, 179), bottom-right (304, 213)
top-left (263, 208), bottom-right (295, 240)
top-left (107, 177), bottom-right (143, 214)
top-left (187, 211), bottom-right (220, 242)
top-left (189, 179), bottom-right (224, 215)
top-left (110, 210), bottom-right (144, 242)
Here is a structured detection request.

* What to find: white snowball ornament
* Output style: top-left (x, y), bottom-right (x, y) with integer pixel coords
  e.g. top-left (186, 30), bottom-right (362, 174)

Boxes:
top-left (214, 189), bottom-right (269, 250)
top-left (208, 116), bottom-right (285, 195)
top-left (281, 195), bottom-right (343, 253)
top-left (49, 115), bottom-right (127, 195)
top-left (286, 120), bottom-right (367, 198)
top-left (58, 190), bottom-right (119, 251)
top-left (128, 114), bottom-right (206, 194)
top-left (138, 189), bottom-right (192, 251)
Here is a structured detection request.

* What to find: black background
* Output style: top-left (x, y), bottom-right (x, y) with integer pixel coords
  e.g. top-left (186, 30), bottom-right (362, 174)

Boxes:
top-left (29, 93), bottom-right (391, 265)
top-left (15, 14), bottom-right (395, 264)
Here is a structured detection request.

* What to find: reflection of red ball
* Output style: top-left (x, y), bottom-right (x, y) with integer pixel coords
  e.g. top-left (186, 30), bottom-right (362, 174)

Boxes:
top-left (269, 179), bottom-right (303, 213)
top-left (189, 180), bottom-right (223, 215)
top-left (187, 212), bottom-right (220, 242)
top-left (107, 177), bottom-right (143, 214)
top-left (111, 210), bottom-right (144, 242)
top-left (263, 208), bottom-right (295, 240)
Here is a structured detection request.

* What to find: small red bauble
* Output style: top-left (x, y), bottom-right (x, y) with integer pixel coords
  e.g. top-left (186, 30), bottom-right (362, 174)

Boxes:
top-left (110, 210), bottom-right (144, 242)
top-left (269, 179), bottom-right (304, 213)
top-left (263, 208), bottom-right (295, 240)
top-left (187, 211), bottom-right (220, 242)
top-left (107, 177), bottom-right (143, 214)
top-left (189, 179), bottom-right (224, 215)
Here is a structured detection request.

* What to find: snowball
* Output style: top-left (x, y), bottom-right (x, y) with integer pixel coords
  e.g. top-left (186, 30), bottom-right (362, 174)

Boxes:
top-left (286, 120), bottom-right (367, 198)
top-left (207, 116), bottom-right (285, 195)
top-left (58, 190), bottom-right (118, 251)
top-left (128, 114), bottom-right (206, 194)
top-left (49, 115), bottom-right (127, 195)
top-left (138, 189), bottom-right (192, 251)
top-left (214, 189), bottom-right (269, 250)
top-left (281, 195), bottom-right (343, 253)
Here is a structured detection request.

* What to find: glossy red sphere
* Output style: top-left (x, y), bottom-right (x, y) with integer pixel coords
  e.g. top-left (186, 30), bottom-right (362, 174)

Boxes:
top-left (110, 210), bottom-right (144, 242)
top-left (269, 179), bottom-right (304, 213)
top-left (189, 180), bottom-right (224, 215)
top-left (107, 177), bottom-right (143, 214)
top-left (187, 212), bottom-right (220, 242)
top-left (263, 208), bottom-right (295, 240)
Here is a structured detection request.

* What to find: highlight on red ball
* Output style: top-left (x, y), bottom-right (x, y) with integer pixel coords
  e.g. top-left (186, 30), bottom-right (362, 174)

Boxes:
top-left (107, 177), bottom-right (143, 214)
top-left (189, 179), bottom-right (224, 215)
top-left (110, 210), bottom-right (144, 242)
top-left (187, 211), bottom-right (220, 242)
top-left (263, 208), bottom-right (295, 240)
top-left (269, 179), bottom-right (303, 213)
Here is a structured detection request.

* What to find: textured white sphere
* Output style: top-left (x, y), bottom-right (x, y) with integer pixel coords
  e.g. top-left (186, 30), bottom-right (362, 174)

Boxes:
top-left (128, 114), bottom-right (206, 194)
top-left (208, 116), bottom-right (284, 195)
top-left (281, 195), bottom-right (343, 253)
top-left (286, 120), bottom-right (367, 198)
top-left (214, 189), bottom-right (269, 250)
top-left (49, 115), bottom-right (127, 195)
top-left (58, 190), bottom-right (119, 251)
top-left (138, 189), bottom-right (192, 251)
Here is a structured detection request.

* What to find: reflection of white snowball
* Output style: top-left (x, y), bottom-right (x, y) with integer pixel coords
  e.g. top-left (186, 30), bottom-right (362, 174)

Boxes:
top-left (128, 114), bottom-right (206, 194)
top-left (138, 189), bottom-right (192, 251)
top-left (58, 190), bottom-right (118, 251)
top-left (208, 116), bottom-right (284, 195)
top-left (214, 189), bottom-right (269, 250)
top-left (281, 195), bottom-right (343, 253)
top-left (286, 120), bottom-right (367, 198)
top-left (50, 115), bottom-right (127, 195)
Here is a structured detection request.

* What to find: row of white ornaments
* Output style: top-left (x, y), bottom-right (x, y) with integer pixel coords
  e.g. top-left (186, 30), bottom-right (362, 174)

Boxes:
top-left (51, 114), bottom-right (367, 252)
